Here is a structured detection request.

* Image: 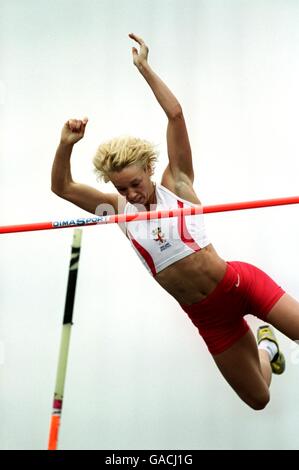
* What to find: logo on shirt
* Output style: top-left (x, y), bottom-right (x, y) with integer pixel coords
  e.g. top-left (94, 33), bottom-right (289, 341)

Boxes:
top-left (152, 227), bottom-right (171, 252)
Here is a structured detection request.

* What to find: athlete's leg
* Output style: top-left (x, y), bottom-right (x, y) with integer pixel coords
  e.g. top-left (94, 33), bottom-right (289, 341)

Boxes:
top-left (266, 293), bottom-right (299, 340)
top-left (212, 328), bottom-right (271, 410)
top-left (258, 348), bottom-right (272, 386)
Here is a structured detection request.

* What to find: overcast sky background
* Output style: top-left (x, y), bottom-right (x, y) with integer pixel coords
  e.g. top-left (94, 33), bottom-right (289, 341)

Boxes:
top-left (1, 0), bottom-right (299, 450)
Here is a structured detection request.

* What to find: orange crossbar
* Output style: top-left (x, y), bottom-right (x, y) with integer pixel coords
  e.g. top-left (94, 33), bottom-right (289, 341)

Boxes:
top-left (1, 196), bottom-right (298, 234)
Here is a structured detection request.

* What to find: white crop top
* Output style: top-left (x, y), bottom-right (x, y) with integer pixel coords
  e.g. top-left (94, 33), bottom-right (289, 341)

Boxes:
top-left (122, 183), bottom-right (210, 276)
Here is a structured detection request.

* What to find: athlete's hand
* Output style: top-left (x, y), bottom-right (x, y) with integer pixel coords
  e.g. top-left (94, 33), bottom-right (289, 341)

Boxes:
top-left (60, 117), bottom-right (88, 145)
top-left (128, 33), bottom-right (149, 69)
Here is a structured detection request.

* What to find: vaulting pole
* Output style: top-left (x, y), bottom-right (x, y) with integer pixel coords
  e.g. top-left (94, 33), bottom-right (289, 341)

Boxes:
top-left (48, 229), bottom-right (82, 450)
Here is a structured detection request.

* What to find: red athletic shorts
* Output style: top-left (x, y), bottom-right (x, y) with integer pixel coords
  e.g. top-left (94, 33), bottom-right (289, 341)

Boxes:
top-left (180, 261), bottom-right (285, 356)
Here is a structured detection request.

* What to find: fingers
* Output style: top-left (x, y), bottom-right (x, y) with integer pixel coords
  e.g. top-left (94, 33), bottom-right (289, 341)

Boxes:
top-left (68, 119), bottom-right (80, 132)
top-left (129, 32), bottom-right (145, 46)
top-left (67, 118), bottom-right (88, 132)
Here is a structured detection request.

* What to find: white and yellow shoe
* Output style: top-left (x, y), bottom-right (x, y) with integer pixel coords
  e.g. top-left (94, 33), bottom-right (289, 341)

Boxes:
top-left (257, 325), bottom-right (286, 375)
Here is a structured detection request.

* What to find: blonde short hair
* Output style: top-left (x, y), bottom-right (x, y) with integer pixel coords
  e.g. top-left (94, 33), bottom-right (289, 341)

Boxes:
top-left (93, 136), bottom-right (158, 183)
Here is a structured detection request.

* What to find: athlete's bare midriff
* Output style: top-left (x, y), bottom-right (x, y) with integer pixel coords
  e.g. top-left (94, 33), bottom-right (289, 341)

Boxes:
top-left (154, 243), bottom-right (227, 305)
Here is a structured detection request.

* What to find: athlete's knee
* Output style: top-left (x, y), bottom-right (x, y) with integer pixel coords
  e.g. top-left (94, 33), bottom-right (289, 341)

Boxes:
top-left (246, 389), bottom-right (270, 411)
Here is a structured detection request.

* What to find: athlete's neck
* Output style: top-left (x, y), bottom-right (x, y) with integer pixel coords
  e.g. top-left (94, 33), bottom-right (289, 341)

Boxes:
top-left (146, 182), bottom-right (156, 210)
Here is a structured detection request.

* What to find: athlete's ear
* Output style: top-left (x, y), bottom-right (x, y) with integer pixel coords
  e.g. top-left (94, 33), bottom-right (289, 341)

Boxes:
top-left (145, 163), bottom-right (153, 176)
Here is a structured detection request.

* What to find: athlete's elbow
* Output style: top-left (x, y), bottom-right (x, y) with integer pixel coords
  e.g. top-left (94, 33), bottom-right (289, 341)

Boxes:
top-left (51, 185), bottom-right (62, 196)
top-left (51, 184), bottom-right (68, 199)
top-left (167, 105), bottom-right (183, 120)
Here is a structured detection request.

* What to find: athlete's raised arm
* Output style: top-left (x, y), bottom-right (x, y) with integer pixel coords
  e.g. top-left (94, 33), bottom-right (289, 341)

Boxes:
top-left (51, 118), bottom-right (122, 215)
top-left (129, 33), bottom-right (194, 186)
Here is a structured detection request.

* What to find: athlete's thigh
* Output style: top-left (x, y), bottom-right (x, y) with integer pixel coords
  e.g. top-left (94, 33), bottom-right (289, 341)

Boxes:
top-left (212, 328), bottom-right (269, 408)
top-left (267, 293), bottom-right (299, 341)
